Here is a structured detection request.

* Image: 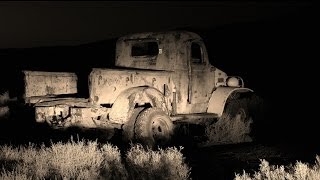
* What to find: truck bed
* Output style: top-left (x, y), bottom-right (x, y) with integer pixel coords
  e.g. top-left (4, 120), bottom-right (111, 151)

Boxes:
top-left (23, 71), bottom-right (78, 104)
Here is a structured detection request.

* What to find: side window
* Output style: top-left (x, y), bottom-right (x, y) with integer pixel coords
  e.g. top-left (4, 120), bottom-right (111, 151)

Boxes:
top-left (191, 42), bottom-right (203, 64)
top-left (131, 41), bottom-right (159, 57)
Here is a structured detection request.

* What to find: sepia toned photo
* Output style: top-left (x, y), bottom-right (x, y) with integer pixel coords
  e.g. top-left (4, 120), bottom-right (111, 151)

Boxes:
top-left (0, 1), bottom-right (317, 179)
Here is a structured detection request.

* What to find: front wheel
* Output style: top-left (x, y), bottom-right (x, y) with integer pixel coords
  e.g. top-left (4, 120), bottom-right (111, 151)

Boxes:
top-left (134, 108), bottom-right (174, 149)
top-left (203, 93), bottom-right (256, 146)
top-left (222, 97), bottom-right (250, 123)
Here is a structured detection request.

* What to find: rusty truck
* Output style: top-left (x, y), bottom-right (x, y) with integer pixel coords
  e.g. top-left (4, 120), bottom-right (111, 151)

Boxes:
top-left (23, 31), bottom-right (257, 147)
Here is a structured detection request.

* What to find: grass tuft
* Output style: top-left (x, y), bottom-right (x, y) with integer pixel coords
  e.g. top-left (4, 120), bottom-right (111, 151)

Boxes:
top-left (126, 144), bottom-right (191, 180)
top-left (235, 155), bottom-right (320, 180)
top-left (203, 115), bottom-right (253, 146)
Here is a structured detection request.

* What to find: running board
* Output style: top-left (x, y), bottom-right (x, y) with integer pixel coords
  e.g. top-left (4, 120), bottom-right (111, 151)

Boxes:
top-left (171, 113), bottom-right (219, 125)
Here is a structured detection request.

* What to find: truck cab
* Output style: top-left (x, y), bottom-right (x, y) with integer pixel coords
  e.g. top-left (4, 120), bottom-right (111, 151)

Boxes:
top-left (112, 31), bottom-right (242, 115)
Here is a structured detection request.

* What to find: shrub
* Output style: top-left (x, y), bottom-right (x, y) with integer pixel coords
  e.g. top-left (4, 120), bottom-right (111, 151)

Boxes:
top-left (202, 115), bottom-right (253, 146)
top-left (202, 94), bottom-right (264, 146)
top-left (235, 155), bottom-right (320, 180)
top-left (0, 106), bottom-right (9, 120)
top-left (0, 91), bottom-right (10, 120)
top-left (0, 139), bottom-right (124, 179)
top-left (100, 143), bottom-right (128, 179)
top-left (126, 144), bottom-right (191, 180)
top-left (48, 139), bottom-right (104, 179)
top-left (0, 91), bottom-right (10, 106)
top-left (0, 138), bottom-right (190, 179)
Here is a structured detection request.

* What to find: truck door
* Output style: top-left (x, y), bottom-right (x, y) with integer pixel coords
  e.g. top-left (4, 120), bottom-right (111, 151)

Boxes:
top-left (188, 41), bottom-right (213, 107)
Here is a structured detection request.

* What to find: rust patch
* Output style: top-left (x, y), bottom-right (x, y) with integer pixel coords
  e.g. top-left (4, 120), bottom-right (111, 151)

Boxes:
top-left (46, 86), bottom-right (55, 95)
top-left (94, 96), bottom-right (99, 102)
top-left (73, 108), bottom-right (82, 117)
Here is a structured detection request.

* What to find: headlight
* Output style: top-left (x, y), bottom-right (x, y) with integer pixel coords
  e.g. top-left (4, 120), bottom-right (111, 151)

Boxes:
top-left (227, 77), bottom-right (240, 87)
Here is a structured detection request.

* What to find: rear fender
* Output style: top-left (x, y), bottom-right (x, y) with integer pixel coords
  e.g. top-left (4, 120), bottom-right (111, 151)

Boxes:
top-left (109, 86), bottom-right (168, 124)
top-left (207, 87), bottom-right (253, 117)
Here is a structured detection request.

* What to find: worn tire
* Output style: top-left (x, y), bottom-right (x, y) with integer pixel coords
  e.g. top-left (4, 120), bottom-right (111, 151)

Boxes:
top-left (222, 97), bottom-right (250, 122)
top-left (221, 93), bottom-right (263, 142)
top-left (134, 108), bottom-right (174, 148)
top-left (218, 94), bottom-right (253, 143)
top-left (122, 107), bottom-right (145, 143)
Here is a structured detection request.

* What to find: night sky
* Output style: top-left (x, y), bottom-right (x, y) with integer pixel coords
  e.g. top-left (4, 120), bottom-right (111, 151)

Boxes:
top-left (0, 1), bottom-right (318, 143)
top-left (0, 1), bottom-right (312, 48)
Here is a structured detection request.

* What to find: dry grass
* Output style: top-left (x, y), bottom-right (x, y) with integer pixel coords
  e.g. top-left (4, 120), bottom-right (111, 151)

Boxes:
top-left (0, 139), bottom-right (122, 179)
top-left (235, 155), bottom-right (320, 180)
top-left (0, 106), bottom-right (9, 119)
top-left (201, 94), bottom-right (264, 146)
top-left (126, 144), bottom-right (191, 180)
top-left (0, 91), bottom-right (10, 106)
top-left (202, 115), bottom-right (253, 146)
top-left (0, 91), bottom-right (10, 120)
top-left (0, 138), bottom-right (190, 179)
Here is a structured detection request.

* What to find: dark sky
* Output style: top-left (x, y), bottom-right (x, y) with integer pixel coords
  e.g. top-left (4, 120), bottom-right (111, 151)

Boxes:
top-left (0, 1), bottom-right (313, 49)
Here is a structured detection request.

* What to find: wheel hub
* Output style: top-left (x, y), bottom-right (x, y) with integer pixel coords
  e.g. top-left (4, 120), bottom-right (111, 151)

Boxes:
top-left (151, 117), bottom-right (170, 142)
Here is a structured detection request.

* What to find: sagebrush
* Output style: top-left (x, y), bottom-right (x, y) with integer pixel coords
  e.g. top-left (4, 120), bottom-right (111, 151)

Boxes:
top-left (0, 91), bottom-right (10, 119)
top-left (202, 115), bottom-right (253, 146)
top-left (235, 155), bottom-right (320, 180)
top-left (0, 138), bottom-right (190, 179)
top-left (126, 144), bottom-right (191, 180)
top-left (202, 94), bottom-right (264, 146)
top-left (0, 91), bottom-right (9, 106)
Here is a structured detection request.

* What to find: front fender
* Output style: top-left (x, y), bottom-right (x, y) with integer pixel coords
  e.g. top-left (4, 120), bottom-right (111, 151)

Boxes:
top-left (207, 87), bottom-right (253, 117)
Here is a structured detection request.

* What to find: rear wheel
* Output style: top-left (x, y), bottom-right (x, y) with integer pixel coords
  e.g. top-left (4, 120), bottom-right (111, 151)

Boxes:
top-left (122, 107), bottom-right (144, 143)
top-left (134, 108), bottom-right (173, 149)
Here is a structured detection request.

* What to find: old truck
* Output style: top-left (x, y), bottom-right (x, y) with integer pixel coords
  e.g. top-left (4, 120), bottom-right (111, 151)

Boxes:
top-left (23, 31), bottom-right (256, 147)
